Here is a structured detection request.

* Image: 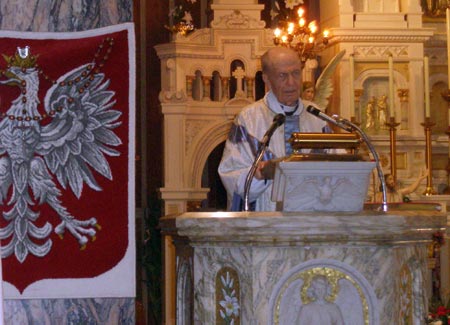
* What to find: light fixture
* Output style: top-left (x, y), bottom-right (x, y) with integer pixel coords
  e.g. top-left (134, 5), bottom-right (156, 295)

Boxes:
top-left (273, 6), bottom-right (329, 64)
top-left (165, 22), bottom-right (194, 36)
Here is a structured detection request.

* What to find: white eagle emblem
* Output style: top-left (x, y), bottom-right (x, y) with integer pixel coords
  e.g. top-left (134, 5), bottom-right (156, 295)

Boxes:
top-left (0, 41), bottom-right (122, 263)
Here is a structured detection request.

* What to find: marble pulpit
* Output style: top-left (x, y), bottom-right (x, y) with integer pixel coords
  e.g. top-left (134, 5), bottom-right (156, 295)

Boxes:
top-left (160, 209), bottom-right (446, 324)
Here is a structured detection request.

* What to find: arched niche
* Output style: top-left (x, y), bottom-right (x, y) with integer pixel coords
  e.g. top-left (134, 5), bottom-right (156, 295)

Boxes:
top-left (355, 68), bottom-right (408, 133)
top-left (429, 73), bottom-right (448, 134)
top-left (186, 120), bottom-right (233, 190)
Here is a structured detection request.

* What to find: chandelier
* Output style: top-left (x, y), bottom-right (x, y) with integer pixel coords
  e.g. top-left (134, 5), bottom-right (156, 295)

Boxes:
top-left (273, 6), bottom-right (329, 64)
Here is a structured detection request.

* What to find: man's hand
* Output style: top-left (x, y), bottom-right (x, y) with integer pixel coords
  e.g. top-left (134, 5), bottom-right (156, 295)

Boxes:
top-left (255, 160), bottom-right (276, 180)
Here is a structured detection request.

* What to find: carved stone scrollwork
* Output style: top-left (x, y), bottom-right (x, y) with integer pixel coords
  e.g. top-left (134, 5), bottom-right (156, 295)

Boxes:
top-left (185, 120), bottom-right (209, 153)
top-left (353, 45), bottom-right (408, 57)
top-left (158, 90), bottom-right (187, 103)
top-left (210, 10), bottom-right (266, 29)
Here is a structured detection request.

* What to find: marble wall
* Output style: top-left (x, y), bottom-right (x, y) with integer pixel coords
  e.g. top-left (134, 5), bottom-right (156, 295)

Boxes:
top-left (0, 0), bottom-right (135, 324)
top-left (0, 0), bottom-right (132, 32)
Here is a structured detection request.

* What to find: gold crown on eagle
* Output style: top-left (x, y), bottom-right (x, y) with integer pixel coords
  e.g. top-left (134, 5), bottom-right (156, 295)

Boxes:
top-left (2, 46), bottom-right (38, 69)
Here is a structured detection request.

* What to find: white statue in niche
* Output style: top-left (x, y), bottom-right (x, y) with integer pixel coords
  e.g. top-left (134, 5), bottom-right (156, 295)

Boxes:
top-left (295, 275), bottom-right (345, 324)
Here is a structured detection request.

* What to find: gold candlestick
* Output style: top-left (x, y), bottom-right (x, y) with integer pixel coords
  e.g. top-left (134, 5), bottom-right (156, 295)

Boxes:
top-left (421, 117), bottom-right (437, 195)
top-left (386, 116), bottom-right (400, 181)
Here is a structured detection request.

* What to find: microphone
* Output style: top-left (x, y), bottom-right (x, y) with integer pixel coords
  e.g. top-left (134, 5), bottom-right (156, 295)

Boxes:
top-left (261, 113), bottom-right (286, 145)
top-left (307, 105), bottom-right (389, 211)
top-left (243, 113), bottom-right (285, 211)
top-left (306, 106), bottom-right (353, 133)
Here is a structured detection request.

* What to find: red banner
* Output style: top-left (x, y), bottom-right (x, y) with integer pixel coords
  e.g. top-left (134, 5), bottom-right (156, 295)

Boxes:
top-left (0, 23), bottom-right (135, 297)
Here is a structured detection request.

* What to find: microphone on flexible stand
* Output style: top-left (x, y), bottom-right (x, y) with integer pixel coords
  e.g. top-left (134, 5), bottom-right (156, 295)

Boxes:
top-left (306, 106), bottom-right (388, 212)
top-left (260, 113), bottom-right (286, 145)
top-left (306, 106), bottom-right (353, 132)
top-left (243, 114), bottom-right (286, 212)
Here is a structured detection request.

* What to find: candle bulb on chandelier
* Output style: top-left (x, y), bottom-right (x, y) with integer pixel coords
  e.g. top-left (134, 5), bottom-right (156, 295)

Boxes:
top-left (288, 23), bottom-right (294, 35)
top-left (424, 56), bottom-right (431, 118)
top-left (388, 55), bottom-right (395, 118)
top-left (271, 6), bottom-right (327, 63)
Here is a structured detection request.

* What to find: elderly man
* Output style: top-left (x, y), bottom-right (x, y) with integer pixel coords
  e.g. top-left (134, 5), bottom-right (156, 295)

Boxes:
top-left (218, 47), bottom-right (332, 211)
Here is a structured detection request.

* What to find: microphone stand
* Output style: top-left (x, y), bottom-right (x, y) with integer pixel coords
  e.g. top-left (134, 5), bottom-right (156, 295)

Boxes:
top-left (243, 114), bottom-right (285, 212)
top-left (337, 116), bottom-right (388, 212)
top-left (243, 143), bottom-right (267, 212)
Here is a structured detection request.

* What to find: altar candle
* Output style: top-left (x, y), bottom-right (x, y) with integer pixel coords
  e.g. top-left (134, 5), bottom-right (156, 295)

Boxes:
top-left (424, 56), bottom-right (430, 118)
top-left (447, 8), bottom-right (450, 86)
top-left (388, 55), bottom-right (395, 117)
top-left (349, 54), bottom-right (355, 117)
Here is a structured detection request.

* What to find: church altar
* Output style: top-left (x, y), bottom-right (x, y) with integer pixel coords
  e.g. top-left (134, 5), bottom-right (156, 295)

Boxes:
top-left (160, 209), bottom-right (446, 324)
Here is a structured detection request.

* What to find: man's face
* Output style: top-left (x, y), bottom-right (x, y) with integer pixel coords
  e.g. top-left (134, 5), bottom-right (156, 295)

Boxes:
top-left (302, 87), bottom-right (315, 101)
top-left (263, 53), bottom-right (302, 106)
top-left (386, 175), bottom-right (396, 189)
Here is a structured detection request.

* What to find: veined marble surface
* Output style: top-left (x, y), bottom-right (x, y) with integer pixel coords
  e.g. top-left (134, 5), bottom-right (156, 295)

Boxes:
top-left (3, 298), bottom-right (135, 324)
top-left (161, 210), bottom-right (446, 324)
top-left (0, 0), bottom-right (132, 32)
top-left (165, 210), bottom-right (445, 244)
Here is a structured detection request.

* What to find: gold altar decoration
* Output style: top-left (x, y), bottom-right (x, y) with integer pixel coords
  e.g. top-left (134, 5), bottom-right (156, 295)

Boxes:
top-left (289, 133), bottom-right (360, 150)
top-left (386, 116), bottom-right (400, 181)
top-left (272, 5), bottom-right (329, 64)
top-left (273, 267), bottom-right (369, 325)
top-left (286, 133), bottom-right (365, 161)
top-left (422, 117), bottom-right (437, 195)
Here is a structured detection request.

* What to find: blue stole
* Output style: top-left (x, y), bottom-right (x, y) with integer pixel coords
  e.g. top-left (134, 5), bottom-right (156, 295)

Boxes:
top-left (281, 102), bottom-right (300, 156)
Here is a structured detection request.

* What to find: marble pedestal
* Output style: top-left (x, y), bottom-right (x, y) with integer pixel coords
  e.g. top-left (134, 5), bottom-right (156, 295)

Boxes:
top-left (160, 209), bottom-right (446, 324)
